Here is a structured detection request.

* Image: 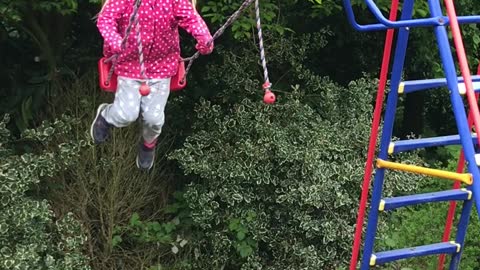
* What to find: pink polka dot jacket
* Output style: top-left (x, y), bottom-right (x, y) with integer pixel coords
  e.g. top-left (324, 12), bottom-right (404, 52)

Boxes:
top-left (97, 0), bottom-right (213, 79)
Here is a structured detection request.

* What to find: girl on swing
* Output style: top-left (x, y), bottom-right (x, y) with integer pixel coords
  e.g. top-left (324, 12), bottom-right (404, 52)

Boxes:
top-left (91, 0), bottom-right (213, 170)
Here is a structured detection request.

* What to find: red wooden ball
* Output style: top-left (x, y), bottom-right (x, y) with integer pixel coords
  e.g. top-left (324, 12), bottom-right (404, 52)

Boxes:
top-left (139, 83), bottom-right (151, 96)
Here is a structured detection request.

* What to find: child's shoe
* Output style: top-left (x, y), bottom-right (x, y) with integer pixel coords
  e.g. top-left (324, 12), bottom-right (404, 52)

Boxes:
top-left (90, 103), bottom-right (111, 144)
top-left (136, 140), bottom-right (156, 170)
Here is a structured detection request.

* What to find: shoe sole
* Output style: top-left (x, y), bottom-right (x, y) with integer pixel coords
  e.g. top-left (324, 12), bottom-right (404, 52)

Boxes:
top-left (90, 103), bottom-right (109, 143)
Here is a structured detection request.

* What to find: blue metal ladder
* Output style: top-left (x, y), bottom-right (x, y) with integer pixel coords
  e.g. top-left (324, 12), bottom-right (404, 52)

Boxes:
top-left (343, 0), bottom-right (480, 269)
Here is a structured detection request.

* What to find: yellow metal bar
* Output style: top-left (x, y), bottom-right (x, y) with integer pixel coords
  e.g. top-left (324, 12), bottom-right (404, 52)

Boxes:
top-left (376, 159), bottom-right (473, 185)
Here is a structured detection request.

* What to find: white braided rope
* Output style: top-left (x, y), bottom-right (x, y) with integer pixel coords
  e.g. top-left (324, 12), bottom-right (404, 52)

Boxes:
top-left (255, 0), bottom-right (270, 89)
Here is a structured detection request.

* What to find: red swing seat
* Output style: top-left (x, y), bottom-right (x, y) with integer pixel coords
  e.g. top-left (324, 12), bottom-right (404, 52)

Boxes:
top-left (98, 57), bottom-right (187, 92)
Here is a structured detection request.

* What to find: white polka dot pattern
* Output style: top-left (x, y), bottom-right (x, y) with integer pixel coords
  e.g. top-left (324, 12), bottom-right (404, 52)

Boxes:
top-left (97, 0), bottom-right (212, 79)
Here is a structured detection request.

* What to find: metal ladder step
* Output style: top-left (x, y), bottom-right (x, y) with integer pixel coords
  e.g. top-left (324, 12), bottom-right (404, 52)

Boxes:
top-left (379, 189), bottom-right (471, 211)
top-left (377, 159), bottom-right (473, 185)
top-left (398, 75), bottom-right (480, 94)
top-left (370, 242), bottom-right (461, 266)
top-left (388, 134), bottom-right (478, 154)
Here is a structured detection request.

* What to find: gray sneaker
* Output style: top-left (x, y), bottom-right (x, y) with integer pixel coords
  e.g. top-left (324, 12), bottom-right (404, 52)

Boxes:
top-left (90, 103), bottom-right (111, 144)
top-left (136, 142), bottom-right (156, 170)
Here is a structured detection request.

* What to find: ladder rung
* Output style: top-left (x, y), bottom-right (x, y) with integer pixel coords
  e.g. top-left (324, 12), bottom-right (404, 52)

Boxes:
top-left (379, 189), bottom-right (471, 211)
top-left (398, 75), bottom-right (480, 94)
top-left (376, 159), bottom-right (473, 185)
top-left (370, 242), bottom-right (461, 266)
top-left (388, 134), bottom-right (478, 154)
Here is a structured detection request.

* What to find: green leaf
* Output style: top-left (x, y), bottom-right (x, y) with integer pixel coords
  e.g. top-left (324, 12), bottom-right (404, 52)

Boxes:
top-left (163, 222), bottom-right (176, 234)
top-left (149, 222), bottom-right (162, 232)
top-left (228, 218), bottom-right (240, 231)
top-left (473, 34), bottom-right (480, 45)
top-left (239, 244), bottom-right (253, 258)
top-left (148, 264), bottom-right (163, 270)
top-left (158, 234), bottom-right (173, 244)
top-left (246, 211), bottom-right (256, 222)
top-left (246, 238), bottom-right (257, 247)
top-left (384, 238), bottom-right (396, 247)
top-left (130, 213), bottom-right (141, 227)
top-left (232, 193), bottom-right (243, 201)
top-left (236, 231), bottom-right (246, 241)
top-left (112, 235), bottom-right (122, 247)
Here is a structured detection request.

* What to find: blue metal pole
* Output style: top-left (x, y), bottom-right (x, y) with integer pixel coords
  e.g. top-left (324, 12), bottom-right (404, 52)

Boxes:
top-left (342, 0), bottom-right (392, 32)
top-left (364, 0), bottom-right (442, 28)
top-left (458, 16), bottom-right (480, 24)
top-left (427, 0), bottom-right (477, 269)
top-left (343, 0), bottom-right (480, 32)
top-left (359, 1), bottom-right (415, 269)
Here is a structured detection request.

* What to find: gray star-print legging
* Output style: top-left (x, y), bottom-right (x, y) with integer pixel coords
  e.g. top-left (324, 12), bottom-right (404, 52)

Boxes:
top-left (101, 76), bottom-right (171, 144)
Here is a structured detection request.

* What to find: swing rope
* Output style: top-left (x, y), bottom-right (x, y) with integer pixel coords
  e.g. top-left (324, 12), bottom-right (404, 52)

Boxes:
top-left (255, 0), bottom-right (271, 90)
top-left (182, 0), bottom-right (273, 96)
top-left (182, 0), bottom-right (256, 77)
top-left (105, 0), bottom-right (144, 84)
top-left (134, 2), bottom-right (147, 81)
top-left (104, 0), bottom-right (272, 95)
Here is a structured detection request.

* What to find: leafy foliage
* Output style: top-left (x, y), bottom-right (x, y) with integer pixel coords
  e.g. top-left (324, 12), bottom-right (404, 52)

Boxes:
top-left (111, 191), bottom-right (192, 260)
top-left (169, 72), bottom-right (424, 269)
top-left (0, 0), bottom-right (101, 131)
top-left (3, 0), bottom-right (480, 269)
top-left (0, 114), bottom-right (90, 270)
top-left (200, 0), bottom-right (291, 40)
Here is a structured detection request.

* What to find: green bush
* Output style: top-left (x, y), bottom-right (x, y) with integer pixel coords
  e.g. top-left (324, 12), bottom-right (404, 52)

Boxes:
top-left (169, 72), bottom-right (424, 269)
top-left (0, 114), bottom-right (90, 270)
top-left (42, 73), bottom-right (188, 270)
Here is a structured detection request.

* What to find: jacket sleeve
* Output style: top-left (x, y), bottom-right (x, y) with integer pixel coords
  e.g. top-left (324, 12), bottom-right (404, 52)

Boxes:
top-left (96, 0), bottom-right (126, 53)
top-left (174, 0), bottom-right (213, 45)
